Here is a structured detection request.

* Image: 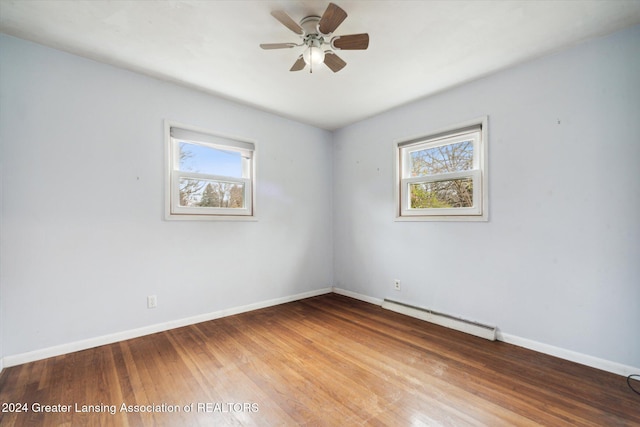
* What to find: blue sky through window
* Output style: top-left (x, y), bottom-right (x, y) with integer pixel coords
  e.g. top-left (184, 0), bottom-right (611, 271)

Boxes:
top-left (179, 142), bottom-right (242, 178)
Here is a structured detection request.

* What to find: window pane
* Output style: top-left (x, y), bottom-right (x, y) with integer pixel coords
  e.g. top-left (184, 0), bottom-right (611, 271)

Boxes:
top-left (179, 178), bottom-right (245, 208)
top-left (410, 178), bottom-right (473, 208)
top-left (179, 142), bottom-right (243, 178)
top-left (410, 140), bottom-right (473, 177)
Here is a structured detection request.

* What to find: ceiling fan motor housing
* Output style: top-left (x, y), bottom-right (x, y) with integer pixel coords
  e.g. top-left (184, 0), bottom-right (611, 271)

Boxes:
top-left (300, 16), bottom-right (322, 35)
top-left (300, 16), bottom-right (325, 47)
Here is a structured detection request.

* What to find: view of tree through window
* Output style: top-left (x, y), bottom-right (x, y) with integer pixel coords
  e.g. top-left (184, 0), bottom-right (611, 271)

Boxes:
top-left (179, 178), bottom-right (244, 208)
top-left (178, 142), bottom-right (244, 209)
top-left (410, 178), bottom-right (473, 208)
top-left (409, 140), bottom-right (474, 209)
top-left (397, 120), bottom-right (486, 219)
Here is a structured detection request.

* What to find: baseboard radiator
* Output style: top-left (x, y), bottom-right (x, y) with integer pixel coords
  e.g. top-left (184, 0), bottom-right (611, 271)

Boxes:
top-left (381, 299), bottom-right (497, 341)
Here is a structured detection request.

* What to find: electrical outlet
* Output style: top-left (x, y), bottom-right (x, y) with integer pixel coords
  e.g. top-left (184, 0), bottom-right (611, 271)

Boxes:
top-left (394, 279), bottom-right (401, 291)
top-left (147, 295), bottom-right (157, 309)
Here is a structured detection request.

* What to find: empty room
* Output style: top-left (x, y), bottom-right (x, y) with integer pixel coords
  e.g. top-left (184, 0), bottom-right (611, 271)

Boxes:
top-left (1, 1), bottom-right (639, 425)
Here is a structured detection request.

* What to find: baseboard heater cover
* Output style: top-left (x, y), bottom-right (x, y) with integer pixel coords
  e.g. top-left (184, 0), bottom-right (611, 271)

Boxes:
top-left (381, 299), bottom-right (497, 341)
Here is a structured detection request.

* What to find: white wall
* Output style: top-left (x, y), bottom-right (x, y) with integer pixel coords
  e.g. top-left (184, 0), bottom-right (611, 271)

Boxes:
top-left (333, 25), bottom-right (640, 369)
top-left (0, 34), bottom-right (333, 358)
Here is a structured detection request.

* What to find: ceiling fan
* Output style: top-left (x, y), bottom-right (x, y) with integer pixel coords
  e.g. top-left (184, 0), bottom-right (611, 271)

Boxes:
top-left (260, 2), bottom-right (369, 73)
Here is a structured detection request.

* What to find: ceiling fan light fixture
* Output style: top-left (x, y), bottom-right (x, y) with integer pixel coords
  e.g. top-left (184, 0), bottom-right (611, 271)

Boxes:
top-left (303, 45), bottom-right (325, 66)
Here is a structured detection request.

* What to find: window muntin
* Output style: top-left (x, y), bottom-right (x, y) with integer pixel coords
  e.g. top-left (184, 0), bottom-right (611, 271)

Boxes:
top-left (166, 123), bottom-right (255, 218)
top-left (397, 120), bottom-right (487, 220)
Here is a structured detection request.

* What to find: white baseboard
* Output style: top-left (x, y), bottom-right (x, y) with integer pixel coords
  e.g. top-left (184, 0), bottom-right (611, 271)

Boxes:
top-left (497, 331), bottom-right (639, 378)
top-left (332, 287), bottom-right (384, 305)
top-left (3, 287), bottom-right (332, 368)
top-left (334, 287), bottom-right (638, 377)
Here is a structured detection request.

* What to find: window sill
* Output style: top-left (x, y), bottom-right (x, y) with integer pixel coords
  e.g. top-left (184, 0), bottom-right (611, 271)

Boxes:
top-left (394, 214), bottom-right (488, 222)
top-left (164, 213), bottom-right (258, 222)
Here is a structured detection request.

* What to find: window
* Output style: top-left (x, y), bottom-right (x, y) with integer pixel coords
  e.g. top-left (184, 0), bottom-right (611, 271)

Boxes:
top-left (165, 122), bottom-right (255, 219)
top-left (396, 118), bottom-right (487, 221)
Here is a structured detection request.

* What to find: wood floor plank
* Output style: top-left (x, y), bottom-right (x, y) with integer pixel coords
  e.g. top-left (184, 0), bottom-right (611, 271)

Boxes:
top-left (1, 293), bottom-right (638, 426)
top-left (284, 303), bottom-right (535, 426)
top-left (300, 295), bottom-right (639, 425)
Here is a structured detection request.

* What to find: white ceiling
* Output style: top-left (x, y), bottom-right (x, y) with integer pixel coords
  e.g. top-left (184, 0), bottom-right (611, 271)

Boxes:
top-left (1, 0), bottom-right (640, 130)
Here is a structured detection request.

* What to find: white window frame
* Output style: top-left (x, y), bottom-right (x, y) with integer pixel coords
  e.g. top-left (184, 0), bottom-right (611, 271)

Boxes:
top-left (164, 121), bottom-right (256, 220)
top-left (395, 117), bottom-right (488, 221)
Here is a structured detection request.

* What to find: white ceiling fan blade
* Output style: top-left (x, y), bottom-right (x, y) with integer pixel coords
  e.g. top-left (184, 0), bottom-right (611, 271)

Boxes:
top-left (271, 10), bottom-right (304, 35)
top-left (260, 43), bottom-right (298, 50)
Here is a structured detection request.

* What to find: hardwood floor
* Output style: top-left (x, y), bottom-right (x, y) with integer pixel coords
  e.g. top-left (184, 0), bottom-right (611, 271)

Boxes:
top-left (1, 293), bottom-right (638, 426)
